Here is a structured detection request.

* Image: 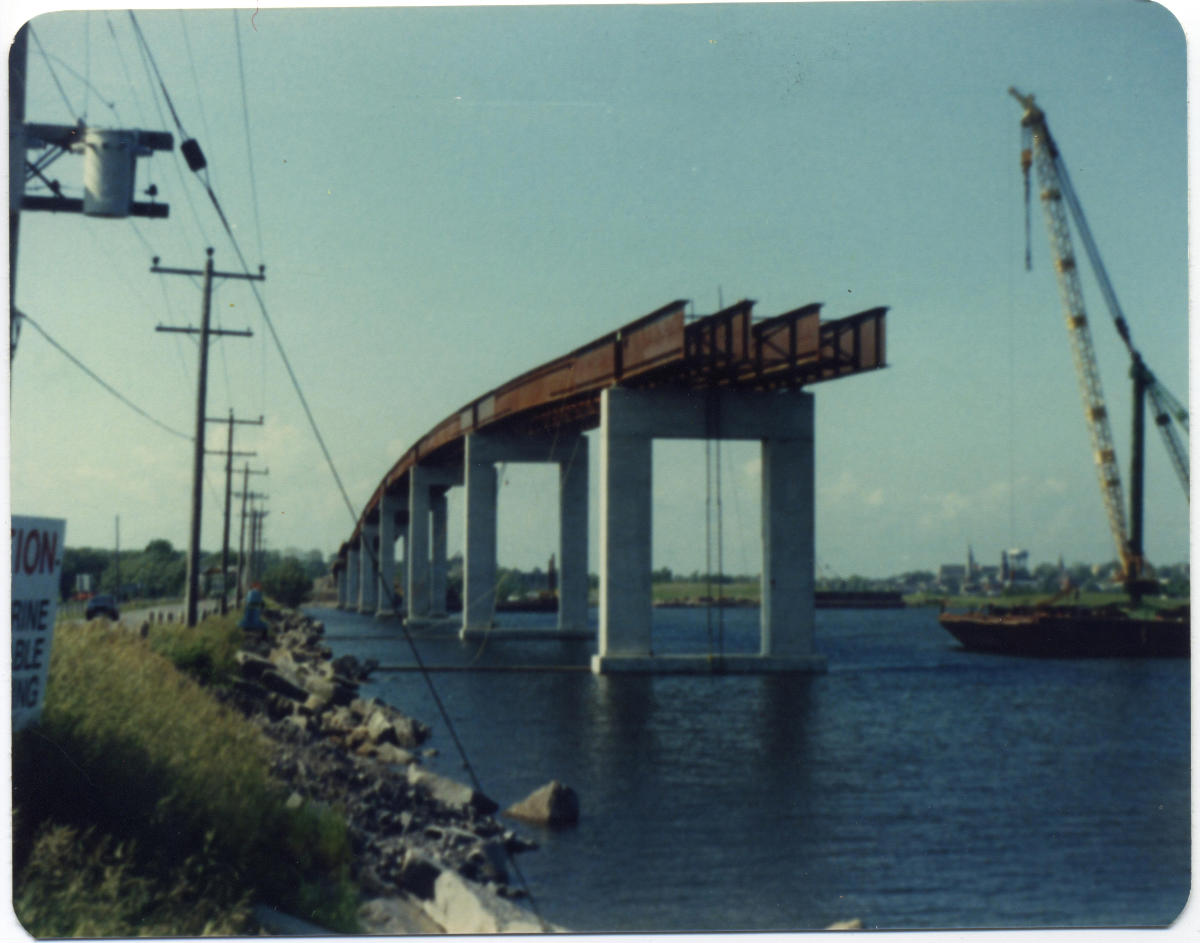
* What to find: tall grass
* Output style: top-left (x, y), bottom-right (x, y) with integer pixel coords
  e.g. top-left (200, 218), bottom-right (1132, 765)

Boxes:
top-left (13, 620), bottom-right (360, 936)
top-left (146, 612), bottom-right (245, 686)
top-left (14, 823), bottom-right (253, 937)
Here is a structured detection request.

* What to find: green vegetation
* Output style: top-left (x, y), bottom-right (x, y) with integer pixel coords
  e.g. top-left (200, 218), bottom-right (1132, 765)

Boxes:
top-left (13, 618), bottom-right (360, 937)
top-left (261, 557), bottom-right (315, 608)
top-left (652, 579), bottom-right (761, 603)
top-left (14, 824), bottom-right (253, 938)
top-left (60, 539), bottom-right (187, 601)
top-left (146, 612), bottom-right (246, 687)
top-left (60, 539), bottom-right (331, 604)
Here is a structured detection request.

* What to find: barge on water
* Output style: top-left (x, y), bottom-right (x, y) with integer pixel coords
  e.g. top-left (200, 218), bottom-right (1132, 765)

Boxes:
top-left (938, 604), bottom-right (1189, 658)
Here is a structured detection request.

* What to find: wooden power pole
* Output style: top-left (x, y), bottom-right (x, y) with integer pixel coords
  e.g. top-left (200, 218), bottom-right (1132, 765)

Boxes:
top-left (153, 249), bottom-right (263, 626)
top-left (207, 411), bottom-right (262, 614)
top-left (234, 465), bottom-right (267, 607)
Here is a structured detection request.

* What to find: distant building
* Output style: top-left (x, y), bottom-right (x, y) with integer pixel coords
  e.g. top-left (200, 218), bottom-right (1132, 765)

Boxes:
top-left (937, 563), bottom-right (966, 593)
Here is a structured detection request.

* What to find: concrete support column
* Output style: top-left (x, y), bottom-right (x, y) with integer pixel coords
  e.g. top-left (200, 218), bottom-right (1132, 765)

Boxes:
top-left (592, 387), bottom-right (821, 673)
top-left (358, 523), bottom-right (379, 613)
top-left (430, 488), bottom-right (449, 617)
top-left (346, 545), bottom-right (360, 613)
top-left (407, 466), bottom-right (432, 623)
top-left (397, 522), bottom-right (409, 617)
top-left (376, 492), bottom-right (400, 618)
top-left (761, 423), bottom-right (815, 657)
top-left (463, 435), bottom-right (499, 634)
top-left (597, 395), bottom-right (653, 658)
top-left (335, 566), bottom-right (346, 609)
top-left (558, 437), bottom-right (589, 633)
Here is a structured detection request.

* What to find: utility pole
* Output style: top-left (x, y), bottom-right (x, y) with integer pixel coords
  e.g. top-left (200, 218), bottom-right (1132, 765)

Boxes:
top-left (10, 25), bottom-right (28, 363)
top-left (207, 411), bottom-right (262, 614)
top-left (11, 21), bottom-right (173, 364)
top-left (235, 467), bottom-right (268, 607)
top-left (153, 249), bottom-right (263, 626)
top-left (249, 505), bottom-right (269, 586)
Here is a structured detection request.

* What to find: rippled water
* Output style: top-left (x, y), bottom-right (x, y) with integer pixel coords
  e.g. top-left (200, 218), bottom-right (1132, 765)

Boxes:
top-left (306, 604), bottom-right (1190, 931)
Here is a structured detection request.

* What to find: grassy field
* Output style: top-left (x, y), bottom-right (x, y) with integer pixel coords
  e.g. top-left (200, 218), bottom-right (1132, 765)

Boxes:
top-left (651, 580), bottom-right (761, 603)
top-left (13, 614), bottom-right (360, 937)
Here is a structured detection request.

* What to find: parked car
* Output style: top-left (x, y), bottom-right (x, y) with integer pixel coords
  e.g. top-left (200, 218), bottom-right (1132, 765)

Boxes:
top-left (85, 594), bottom-right (119, 621)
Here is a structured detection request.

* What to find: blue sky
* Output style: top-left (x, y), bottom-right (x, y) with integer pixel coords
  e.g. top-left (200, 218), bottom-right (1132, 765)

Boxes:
top-left (6, 0), bottom-right (1190, 579)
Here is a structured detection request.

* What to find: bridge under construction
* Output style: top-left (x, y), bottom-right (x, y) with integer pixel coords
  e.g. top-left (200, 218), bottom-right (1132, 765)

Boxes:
top-left (333, 297), bottom-right (887, 673)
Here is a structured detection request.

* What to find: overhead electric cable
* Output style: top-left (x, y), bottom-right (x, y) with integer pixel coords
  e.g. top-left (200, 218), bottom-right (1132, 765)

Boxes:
top-left (83, 12), bottom-right (92, 119)
top-left (179, 13), bottom-right (215, 186)
top-left (29, 26), bottom-right (78, 119)
top-left (232, 10), bottom-right (266, 262)
top-left (106, 13), bottom-right (150, 125)
top-left (127, 10), bottom-right (215, 248)
top-left (40, 52), bottom-right (120, 121)
top-left (17, 311), bottom-right (190, 441)
top-left (150, 269), bottom-right (194, 384)
top-left (191, 168), bottom-right (548, 930)
top-left (149, 28), bottom-right (540, 906)
top-left (128, 12), bottom-right (188, 137)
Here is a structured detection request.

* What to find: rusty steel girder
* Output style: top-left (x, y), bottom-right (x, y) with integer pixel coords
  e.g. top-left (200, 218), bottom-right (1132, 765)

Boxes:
top-left (343, 298), bottom-right (886, 549)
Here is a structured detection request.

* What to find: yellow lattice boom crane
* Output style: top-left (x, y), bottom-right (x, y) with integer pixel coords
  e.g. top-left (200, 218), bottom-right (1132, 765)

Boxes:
top-left (1010, 87), bottom-right (1188, 600)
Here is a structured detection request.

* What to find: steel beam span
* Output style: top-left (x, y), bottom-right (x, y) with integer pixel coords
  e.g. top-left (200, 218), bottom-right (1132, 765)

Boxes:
top-left (339, 298), bottom-right (886, 556)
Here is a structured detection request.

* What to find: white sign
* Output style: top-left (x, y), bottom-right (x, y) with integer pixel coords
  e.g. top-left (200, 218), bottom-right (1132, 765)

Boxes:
top-left (11, 516), bottom-right (65, 731)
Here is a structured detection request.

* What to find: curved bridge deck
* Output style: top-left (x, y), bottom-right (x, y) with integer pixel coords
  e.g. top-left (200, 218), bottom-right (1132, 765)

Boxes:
top-left (335, 296), bottom-right (887, 674)
top-left (351, 297), bottom-right (885, 540)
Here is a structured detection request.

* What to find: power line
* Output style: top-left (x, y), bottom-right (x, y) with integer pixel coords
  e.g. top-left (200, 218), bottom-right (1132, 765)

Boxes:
top-left (132, 20), bottom-right (548, 918)
top-left (16, 310), bottom-right (190, 441)
top-left (128, 12), bottom-right (188, 139)
top-left (191, 136), bottom-right (550, 932)
top-left (38, 51), bottom-right (120, 122)
top-left (232, 10), bottom-right (266, 263)
top-left (105, 13), bottom-right (149, 127)
top-left (82, 12), bottom-right (92, 119)
top-left (179, 13), bottom-right (215, 190)
top-left (28, 26), bottom-right (77, 119)
top-left (127, 12), bottom-right (211, 248)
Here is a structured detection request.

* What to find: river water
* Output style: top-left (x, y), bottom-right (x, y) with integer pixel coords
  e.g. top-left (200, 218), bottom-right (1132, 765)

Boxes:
top-left (305, 604), bottom-right (1189, 931)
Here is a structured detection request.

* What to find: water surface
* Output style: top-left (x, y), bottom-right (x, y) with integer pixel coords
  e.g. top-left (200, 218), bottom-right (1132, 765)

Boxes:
top-left (308, 605), bottom-right (1189, 931)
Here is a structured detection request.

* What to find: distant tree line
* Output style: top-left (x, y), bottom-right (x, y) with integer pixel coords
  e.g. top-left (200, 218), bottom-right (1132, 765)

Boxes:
top-left (61, 541), bottom-right (330, 603)
top-left (650, 567), bottom-right (757, 585)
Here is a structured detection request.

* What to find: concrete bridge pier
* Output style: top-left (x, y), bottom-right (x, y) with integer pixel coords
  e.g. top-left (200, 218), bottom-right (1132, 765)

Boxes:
top-left (345, 543), bottom-right (360, 613)
top-left (461, 431), bottom-right (590, 640)
top-left (357, 523), bottom-right (380, 614)
top-left (407, 465), bottom-right (462, 627)
top-left (591, 387), bottom-right (825, 675)
top-left (335, 566), bottom-right (347, 609)
top-left (397, 521), bottom-right (410, 619)
top-left (375, 492), bottom-right (404, 619)
top-left (430, 488), bottom-right (450, 618)
top-left (557, 436), bottom-right (589, 634)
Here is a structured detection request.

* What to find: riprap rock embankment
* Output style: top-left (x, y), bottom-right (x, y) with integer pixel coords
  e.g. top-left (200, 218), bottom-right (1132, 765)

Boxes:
top-left (217, 607), bottom-right (557, 934)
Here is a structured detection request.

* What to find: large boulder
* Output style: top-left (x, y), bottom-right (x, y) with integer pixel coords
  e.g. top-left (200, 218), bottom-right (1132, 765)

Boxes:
top-left (359, 741), bottom-right (417, 766)
top-left (358, 896), bottom-right (444, 934)
top-left (259, 669), bottom-right (310, 703)
top-left (235, 651), bottom-right (275, 680)
top-left (420, 869), bottom-right (557, 934)
top-left (407, 766), bottom-right (498, 816)
top-left (362, 704), bottom-right (430, 748)
top-left (504, 780), bottom-right (579, 828)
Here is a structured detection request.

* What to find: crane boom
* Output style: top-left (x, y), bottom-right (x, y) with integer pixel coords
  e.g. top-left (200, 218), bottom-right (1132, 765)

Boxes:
top-left (1009, 87), bottom-right (1137, 578)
